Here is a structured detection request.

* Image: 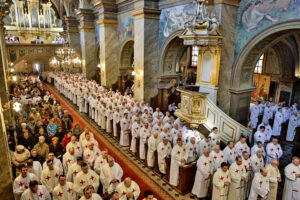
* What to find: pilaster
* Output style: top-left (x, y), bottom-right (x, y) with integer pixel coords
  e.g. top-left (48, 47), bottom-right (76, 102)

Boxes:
top-left (64, 16), bottom-right (80, 55)
top-left (95, 0), bottom-right (118, 87)
top-left (132, 8), bottom-right (161, 102)
top-left (76, 9), bottom-right (97, 79)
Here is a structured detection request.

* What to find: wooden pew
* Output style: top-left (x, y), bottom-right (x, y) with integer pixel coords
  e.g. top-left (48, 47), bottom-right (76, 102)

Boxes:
top-left (116, 122), bottom-right (121, 141)
top-left (129, 132), bottom-right (132, 151)
top-left (294, 127), bottom-right (300, 143)
top-left (164, 157), bottom-right (171, 182)
top-left (144, 143), bottom-right (148, 163)
top-left (136, 137), bottom-right (140, 159)
top-left (280, 121), bottom-right (288, 141)
top-left (154, 151), bottom-right (159, 173)
top-left (110, 120), bottom-right (113, 135)
top-left (177, 162), bottom-right (197, 194)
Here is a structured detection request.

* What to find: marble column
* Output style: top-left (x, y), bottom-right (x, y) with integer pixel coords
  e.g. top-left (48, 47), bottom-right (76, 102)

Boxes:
top-left (132, 8), bottom-right (161, 102)
top-left (76, 9), bottom-right (97, 79)
top-left (64, 16), bottom-right (80, 55)
top-left (97, 19), bottom-right (118, 87)
top-left (229, 88), bottom-right (255, 125)
top-left (0, 12), bottom-right (11, 121)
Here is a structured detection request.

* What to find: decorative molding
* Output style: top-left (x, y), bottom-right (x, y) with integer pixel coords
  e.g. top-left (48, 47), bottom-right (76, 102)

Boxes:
top-left (131, 8), bottom-right (161, 20)
top-left (229, 87), bottom-right (256, 94)
top-left (97, 19), bottom-right (118, 27)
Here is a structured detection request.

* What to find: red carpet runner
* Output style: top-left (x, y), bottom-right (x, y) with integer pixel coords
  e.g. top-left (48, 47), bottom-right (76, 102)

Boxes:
top-left (44, 84), bottom-right (174, 200)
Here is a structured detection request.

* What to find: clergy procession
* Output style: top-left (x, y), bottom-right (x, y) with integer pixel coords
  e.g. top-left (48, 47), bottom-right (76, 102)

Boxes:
top-left (6, 71), bottom-right (300, 200)
top-left (9, 73), bottom-right (161, 200)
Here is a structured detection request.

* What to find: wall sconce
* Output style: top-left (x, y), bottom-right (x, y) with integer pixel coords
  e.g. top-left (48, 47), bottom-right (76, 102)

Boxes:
top-left (12, 76), bottom-right (17, 82)
top-left (10, 68), bottom-right (14, 73)
top-left (132, 71), bottom-right (136, 76)
top-left (10, 63), bottom-right (14, 67)
top-left (13, 102), bottom-right (21, 112)
top-left (97, 64), bottom-right (101, 68)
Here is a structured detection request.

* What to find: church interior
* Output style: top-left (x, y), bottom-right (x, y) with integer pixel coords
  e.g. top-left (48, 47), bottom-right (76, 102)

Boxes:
top-left (1, 0), bottom-right (300, 199)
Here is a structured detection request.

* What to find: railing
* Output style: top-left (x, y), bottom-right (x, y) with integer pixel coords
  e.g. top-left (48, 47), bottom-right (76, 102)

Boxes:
top-left (175, 87), bottom-right (251, 143)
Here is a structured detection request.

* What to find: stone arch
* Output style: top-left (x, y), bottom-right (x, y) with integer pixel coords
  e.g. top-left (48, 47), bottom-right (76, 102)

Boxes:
top-left (231, 21), bottom-right (300, 90)
top-left (229, 21), bottom-right (300, 124)
top-left (159, 30), bottom-right (187, 75)
top-left (119, 37), bottom-right (134, 69)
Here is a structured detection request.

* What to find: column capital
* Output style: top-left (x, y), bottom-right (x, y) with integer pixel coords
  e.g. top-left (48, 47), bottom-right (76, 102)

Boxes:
top-left (96, 19), bottom-right (118, 27)
top-left (64, 16), bottom-right (79, 33)
top-left (131, 8), bottom-right (161, 20)
top-left (76, 9), bottom-right (95, 31)
top-left (229, 87), bottom-right (256, 94)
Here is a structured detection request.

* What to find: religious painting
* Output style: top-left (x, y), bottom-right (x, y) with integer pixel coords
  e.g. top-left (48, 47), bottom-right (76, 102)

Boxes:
top-left (240, 68), bottom-right (252, 87)
top-left (159, 3), bottom-right (195, 49)
top-left (251, 74), bottom-right (271, 101)
top-left (234, 0), bottom-right (300, 60)
top-left (118, 17), bottom-right (134, 43)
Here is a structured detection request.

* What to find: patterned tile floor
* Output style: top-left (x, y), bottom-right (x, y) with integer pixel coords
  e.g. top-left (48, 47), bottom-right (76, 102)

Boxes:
top-left (52, 86), bottom-right (194, 200)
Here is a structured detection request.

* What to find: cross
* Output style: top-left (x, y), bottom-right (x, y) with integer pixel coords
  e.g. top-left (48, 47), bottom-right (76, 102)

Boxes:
top-left (39, 192), bottom-right (43, 197)
top-left (214, 156), bottom-right (217, 160)
top-left (67, 159), bottom-right (71, 163)
top-left (204, 162), bottom-right (207, 166)
top-left (90, 176), bottom-right (94, 180)
top-left (46, 176), bottom-right (51, 181)
top-left (76, 146), bottom-right (80, 150)
top-left (235, 169), bottom-right (239, 173)
top-left (55, 173), bottom-right (59, 178)
top-left (80, 180), bottom-right (85, 185)
top-left (220, 176), bottom-right (224, 181)
top-left (177, 151), bottom-right (180, 155)
top-left (67, 188), bottom-right (72, 193)
top-left (19, 182), bottom-right (24, 187)
top-left (73, 170), bottom-right (78, 175)
top-left (58, 192), bottom-right (63, 197)
top-left (122, 191), bottom-right (126, 196)
top-left (87, 154), bottom-right (91, 158)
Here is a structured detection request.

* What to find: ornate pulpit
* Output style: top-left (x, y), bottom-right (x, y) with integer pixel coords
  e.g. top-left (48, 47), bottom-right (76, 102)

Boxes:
top-left (179, 0), bottom-right (222, 103)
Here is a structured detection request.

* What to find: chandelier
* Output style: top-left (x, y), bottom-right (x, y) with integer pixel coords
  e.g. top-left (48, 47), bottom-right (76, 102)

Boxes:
top-left (51, 43), bottom-right (82, 72)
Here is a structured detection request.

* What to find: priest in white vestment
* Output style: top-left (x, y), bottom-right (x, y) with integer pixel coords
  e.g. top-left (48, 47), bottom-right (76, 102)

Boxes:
top-left (192, 148), bottom-right (213, 199)
top-left (13, 165), bottom-right (37, 197)
top-left (116, 177), bottom-right (140, 200)
top-left (266, 159), bottom-right (281, 200)
top-left (120, 112), bottom-right (130, 146)
top-left (21, 181), bottom-right (51, 200)
top-left (251, 141), bottom-right (266, 158)
top-left (66, 157), bottom-right (83, 183)
top-left (139, 122), bottom-right (151, 160)
top-left (147, 132), bottom-right (160, 168)
top-left (242, 151), bottom-right (252, 199)
top-left (250, 102), bottom-right (260, 129)
top-left (283, 157), bottom-right (300, 200)
top-left (157, 137), bottom-right (172, 175)
top-left (130, 118), bottom-right (142, 153)
top-left (266, 138), bottom-right (283, 163)
top-left (79, 186), bottom-right (103, 200)
top-left (228, 156), bottom-right (246, 200)
top-left (106, 105), bottom-right (114, 133)
top-left (198, 137), bottom-right (212, 155)
top-left (27, 159), bottom-right (42, 182)
top-left (184, 137), bottom-right (198, 163)
top-left (212, 162), bottom-right (231, 200)
top-left (41, 160), bottom-right (62, 194)
top-left (286, 112), bottom-right (299, 141)
top-left (52, 175), bottom-right (75, 200)
top-left (74, 163), bottom-right (99, 197)
top-left (63, 147), bottom-right (77, 174)
top-left (113, 108), bottom-right (121, 137)
top-left (248, 168), bottom-right (270, 200)
top-left (66, 136), bottom-right (83, 158)
top-left (210, 145), bottom-right (226, 172)
top-left (272, 108), bottom-right (284, 136)
top-left (208, 127), bottom-right (221, 147)
top-left (223, 141), bottom-right (237, 165)
top-left (169, 138), bottom-right (186, 187)
top-left (94, 149), bottom-right (108, 175)
top-left (100, 156), bottom-right (123, 194)
top-left (234, 136), bottom-right (250, 157)
top-left (83, 142), bottom-right (101, 168)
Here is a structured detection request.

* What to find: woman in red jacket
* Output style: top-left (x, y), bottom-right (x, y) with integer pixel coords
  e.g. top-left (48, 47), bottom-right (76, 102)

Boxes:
top-left (62, 130), bottom-right (72, 151)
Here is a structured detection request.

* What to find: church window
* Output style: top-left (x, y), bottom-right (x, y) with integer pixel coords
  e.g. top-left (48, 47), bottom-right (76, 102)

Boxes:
top-left (254, 54), bottom-right (264, 74)
top-left (191, 46), bottom-right (199, 67)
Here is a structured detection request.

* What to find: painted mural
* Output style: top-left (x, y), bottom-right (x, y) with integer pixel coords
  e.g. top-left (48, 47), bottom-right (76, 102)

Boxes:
top-left (118, 17), bottom-right (134, 43)
top-left (234, 0), bottom-right (300, 59)
top-left (251, 74), bottom-right (271, 101)
top-left (158, 3), bottom-right (195, 49)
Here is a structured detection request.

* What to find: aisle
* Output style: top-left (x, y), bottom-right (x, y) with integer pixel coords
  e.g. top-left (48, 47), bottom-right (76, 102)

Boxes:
top-left (44, 84), bottom-right (174, 200)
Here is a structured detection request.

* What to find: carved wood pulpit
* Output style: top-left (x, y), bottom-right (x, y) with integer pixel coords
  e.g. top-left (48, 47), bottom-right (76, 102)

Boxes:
top-left (177, 162), bottom-right (197, 194)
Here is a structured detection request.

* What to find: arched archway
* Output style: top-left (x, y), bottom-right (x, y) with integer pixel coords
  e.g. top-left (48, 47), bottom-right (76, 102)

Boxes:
top-left (229, 21), bottom-right (300, 124)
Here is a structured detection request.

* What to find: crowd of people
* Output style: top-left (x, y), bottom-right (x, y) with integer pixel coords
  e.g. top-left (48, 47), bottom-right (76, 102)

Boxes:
top-left (5, 34), bottom-right (20, 43)
top-left (50, 72), bottom-right (300, 200)
top-left (52, 35), bottom-right (67, 44)
top-left (8, 73), bottom-right (157, 200)
top-left (249, 100), bottom-right (300, 143)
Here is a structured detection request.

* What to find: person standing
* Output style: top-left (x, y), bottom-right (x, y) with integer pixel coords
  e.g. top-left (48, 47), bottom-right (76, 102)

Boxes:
top-left (192, 148), bottom-right (213, 199)
top-left (286, 112), bottom-right (299, 142)
top-left (20, 180), bottom-right (51, 200)
top-left (272, 108), bottom-right (284, 136)
top-left (248, 168), bottom-right (270, 200)
top-left (169, 138), bottom-right (186, 187)
top-left (52, 175), bottom-right (75, 200)
top-left (266, 159), bottom-right (281, 200)
top-left (228, 156), bottom-right (246, 200)
top-left (147, 132), bottom-right (160, 168)
top-left (282, 156), bottom-right (300, 200)
top-left (212, 162), bottom-right (231, 200)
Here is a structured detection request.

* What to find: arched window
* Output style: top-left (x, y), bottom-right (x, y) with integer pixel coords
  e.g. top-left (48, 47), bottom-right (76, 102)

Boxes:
top-left (191, 46), bottom-right (199, 67)
top-left (254, 54), bottom-right (264, 74)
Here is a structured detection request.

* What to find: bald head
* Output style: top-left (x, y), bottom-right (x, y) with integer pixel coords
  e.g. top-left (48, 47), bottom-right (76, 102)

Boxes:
top-left (203, 148), bottom-right (210, 157)
top-left (260, 168), bottom-right (268, 177)
top-left (270, 159), bottom-right (278, 167)
top-left (124, 177), bottom-right (132, 187)
top-left (213, 145), bottom-right (220, 153)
